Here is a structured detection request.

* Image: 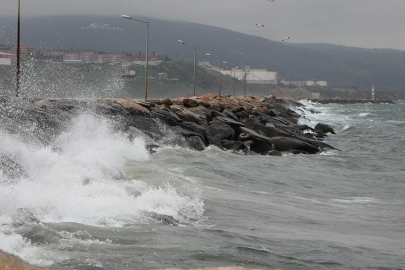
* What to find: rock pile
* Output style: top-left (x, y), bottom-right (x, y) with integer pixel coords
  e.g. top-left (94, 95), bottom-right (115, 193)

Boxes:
top-left (0, 94), bottom-right (336, 157)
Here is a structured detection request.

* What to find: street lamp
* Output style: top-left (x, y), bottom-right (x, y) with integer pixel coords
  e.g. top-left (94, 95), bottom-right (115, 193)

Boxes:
top-left (178, 39), bottom-right (196, 96)
top-left (233, 67), bottom-right (240, 96)
top-left (206, 53), bottom-right (222, 96)
top-left (122, 14), bottom-right (149, 101)
top-left (16, 0), bottom-right (21, 97)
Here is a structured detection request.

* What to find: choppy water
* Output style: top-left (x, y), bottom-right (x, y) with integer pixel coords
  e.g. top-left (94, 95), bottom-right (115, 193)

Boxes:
top-left (1, 101), bottom-right (404, 270)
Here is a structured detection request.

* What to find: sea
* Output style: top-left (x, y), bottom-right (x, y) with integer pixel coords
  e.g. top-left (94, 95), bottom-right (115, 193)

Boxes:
top-left (1, 99), bottom-right (404, 270)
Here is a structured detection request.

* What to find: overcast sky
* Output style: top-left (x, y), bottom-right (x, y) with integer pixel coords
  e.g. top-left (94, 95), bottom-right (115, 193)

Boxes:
top-left (1, 0), bottom-right (404, 50)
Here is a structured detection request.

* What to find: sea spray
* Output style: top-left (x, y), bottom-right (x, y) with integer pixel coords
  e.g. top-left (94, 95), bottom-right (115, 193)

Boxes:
top-left (0, 113), bottom-right (205, 265)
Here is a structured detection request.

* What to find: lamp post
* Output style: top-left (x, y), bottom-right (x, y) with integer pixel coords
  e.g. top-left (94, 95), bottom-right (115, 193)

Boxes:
top-left (16, 0), bottom-right (21, 97)
top-left (233, 67), bottom-right (240, 96)
top-left (122, 15), bottom-right (149, 101)
top-left (178, 40), bottom-right (196, 96)
top-left (206, 53), bottom-right (222, 96)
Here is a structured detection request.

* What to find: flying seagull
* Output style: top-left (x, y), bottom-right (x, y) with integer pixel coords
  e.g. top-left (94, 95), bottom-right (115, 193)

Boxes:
top-left (282, 37), bottom-right (290, 42)
top-left (255, 23), bottom-right (264, 27)
top-left (268, 0), bottom-right (276, 2)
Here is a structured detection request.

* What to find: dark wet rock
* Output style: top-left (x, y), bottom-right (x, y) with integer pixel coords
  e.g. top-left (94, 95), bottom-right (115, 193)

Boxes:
top-left (198, 100), bottom-right (211, 108)
top-left (215, 116), bottom-right (245, 129)
top-left (235, 109), bottom-right (249, 119)
top-left (180, 121), bottom-right (208, 143)
top-left (161, 98), bottom-right (173, 106)
top-left (171, 105), bottom-right (207, 125)
top-left (206, 119), bottom-right (235, 148)
top-left (151, 106), bottom-right (182, 126)
top-left (270, 137), bottom-right (320, 154)
top-left (243, 118), bottom-right (293, 138)
top-left (187, 105), bottom-right (217, 122)
top-left (127, 126), bottom-right (161, 152)
top-left (222, 140), bottom-right (250, 152)
top-left (238, 127), bottom-right (274, 154)
top-left (171, 126), bottom-right (205, 142)
top-left (315, 123), bottom-right (336, 135)
top-left (150, 213), bottom-right (179, 226)
top-left (222, 110), bottom-right (239, 121)
top-left (188, 136), bottom-right (206, 151)
top-left (211, 110), bottom-right (227, 119)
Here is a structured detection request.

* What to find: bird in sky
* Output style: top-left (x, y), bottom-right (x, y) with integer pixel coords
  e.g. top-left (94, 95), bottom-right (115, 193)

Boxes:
top-left (282, 37), bottom-right (290, 42)
top-left (255, 23), bottom-right (264, 27)
top-left (268, 0), bottom-right (276, 2)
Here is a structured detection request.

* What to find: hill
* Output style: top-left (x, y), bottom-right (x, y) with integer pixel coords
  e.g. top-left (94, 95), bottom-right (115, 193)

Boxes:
top-left (1, 15), bottom-right (405, 91)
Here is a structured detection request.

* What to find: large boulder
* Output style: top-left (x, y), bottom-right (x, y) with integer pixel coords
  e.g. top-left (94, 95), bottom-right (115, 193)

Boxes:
top-left (243, 118), bottom-right (292, 138)
top-left (206, 119), bottom-right (235, 148)
top-left (171, 106), bottom-right (208, 125)
top-left (127, 126), bottom-right (161, 152)
top-left (238, 127), bottom-right (274, 154)
top-left (151, 106), bottom-right (182, 126)
top-left (270, 137), bottom-right (320, 154)
top-left (113, 99), bottom-right (150, 115)
top-left (315, 123), bottom-right (336, 135)
top-left (222, 110), bottom-right (239, 121)
top-left (215, 117), bottom-right (245, 129)
top-left (180, 121), bottom-right (208, 143)
top-left (188, 136), bottom-right (206, 151)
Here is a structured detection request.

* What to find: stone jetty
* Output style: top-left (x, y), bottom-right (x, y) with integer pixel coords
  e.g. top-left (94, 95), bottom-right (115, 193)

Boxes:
top-left (0, 94), bottom-right (336, 158)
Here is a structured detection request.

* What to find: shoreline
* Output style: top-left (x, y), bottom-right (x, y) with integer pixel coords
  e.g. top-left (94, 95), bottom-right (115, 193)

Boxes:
top-left (308, 98), bottom-right (394, 104)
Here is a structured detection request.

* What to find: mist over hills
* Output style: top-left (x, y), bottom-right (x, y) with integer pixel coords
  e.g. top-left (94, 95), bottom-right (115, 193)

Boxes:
top-left (1, 15), bottom-right (404, 91)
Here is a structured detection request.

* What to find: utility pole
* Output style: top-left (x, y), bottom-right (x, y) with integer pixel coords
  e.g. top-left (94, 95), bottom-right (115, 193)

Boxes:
top-left (16, 0), bottom-right (21, 97)
top-left (244, 68), bottom-right (247, 97)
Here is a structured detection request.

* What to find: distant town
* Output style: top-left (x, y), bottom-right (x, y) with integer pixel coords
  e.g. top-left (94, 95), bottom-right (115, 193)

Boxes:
top-left (0, 43), bottom-right (327, 87)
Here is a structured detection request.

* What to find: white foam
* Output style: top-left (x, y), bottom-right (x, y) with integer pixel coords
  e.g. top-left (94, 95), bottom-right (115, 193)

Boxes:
top-left (331, 197), bottom-right (381, 206)
top-left (0, 113), bottom-right (205, 264)
top-left (0, 231), bottom-right (56, 266)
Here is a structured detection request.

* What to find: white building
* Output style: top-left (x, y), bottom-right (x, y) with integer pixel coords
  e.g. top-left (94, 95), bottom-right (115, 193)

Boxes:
top-left (222, 67), bottom-right (278, 85)
top-left (202, 62), bottom-right (279, 85)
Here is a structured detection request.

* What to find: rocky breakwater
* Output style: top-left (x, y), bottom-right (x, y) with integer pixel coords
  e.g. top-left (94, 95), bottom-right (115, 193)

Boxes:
top-left (0, 94), bottom-right (336, 162)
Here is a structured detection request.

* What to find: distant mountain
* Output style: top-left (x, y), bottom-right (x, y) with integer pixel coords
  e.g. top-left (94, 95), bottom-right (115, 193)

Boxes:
top-left (1, 15), bottom-right (404, 91)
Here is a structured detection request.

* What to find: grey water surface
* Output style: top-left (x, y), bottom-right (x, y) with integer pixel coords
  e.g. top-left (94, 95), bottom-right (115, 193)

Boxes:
top-left (1, 101), bottom-right (404, 270)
